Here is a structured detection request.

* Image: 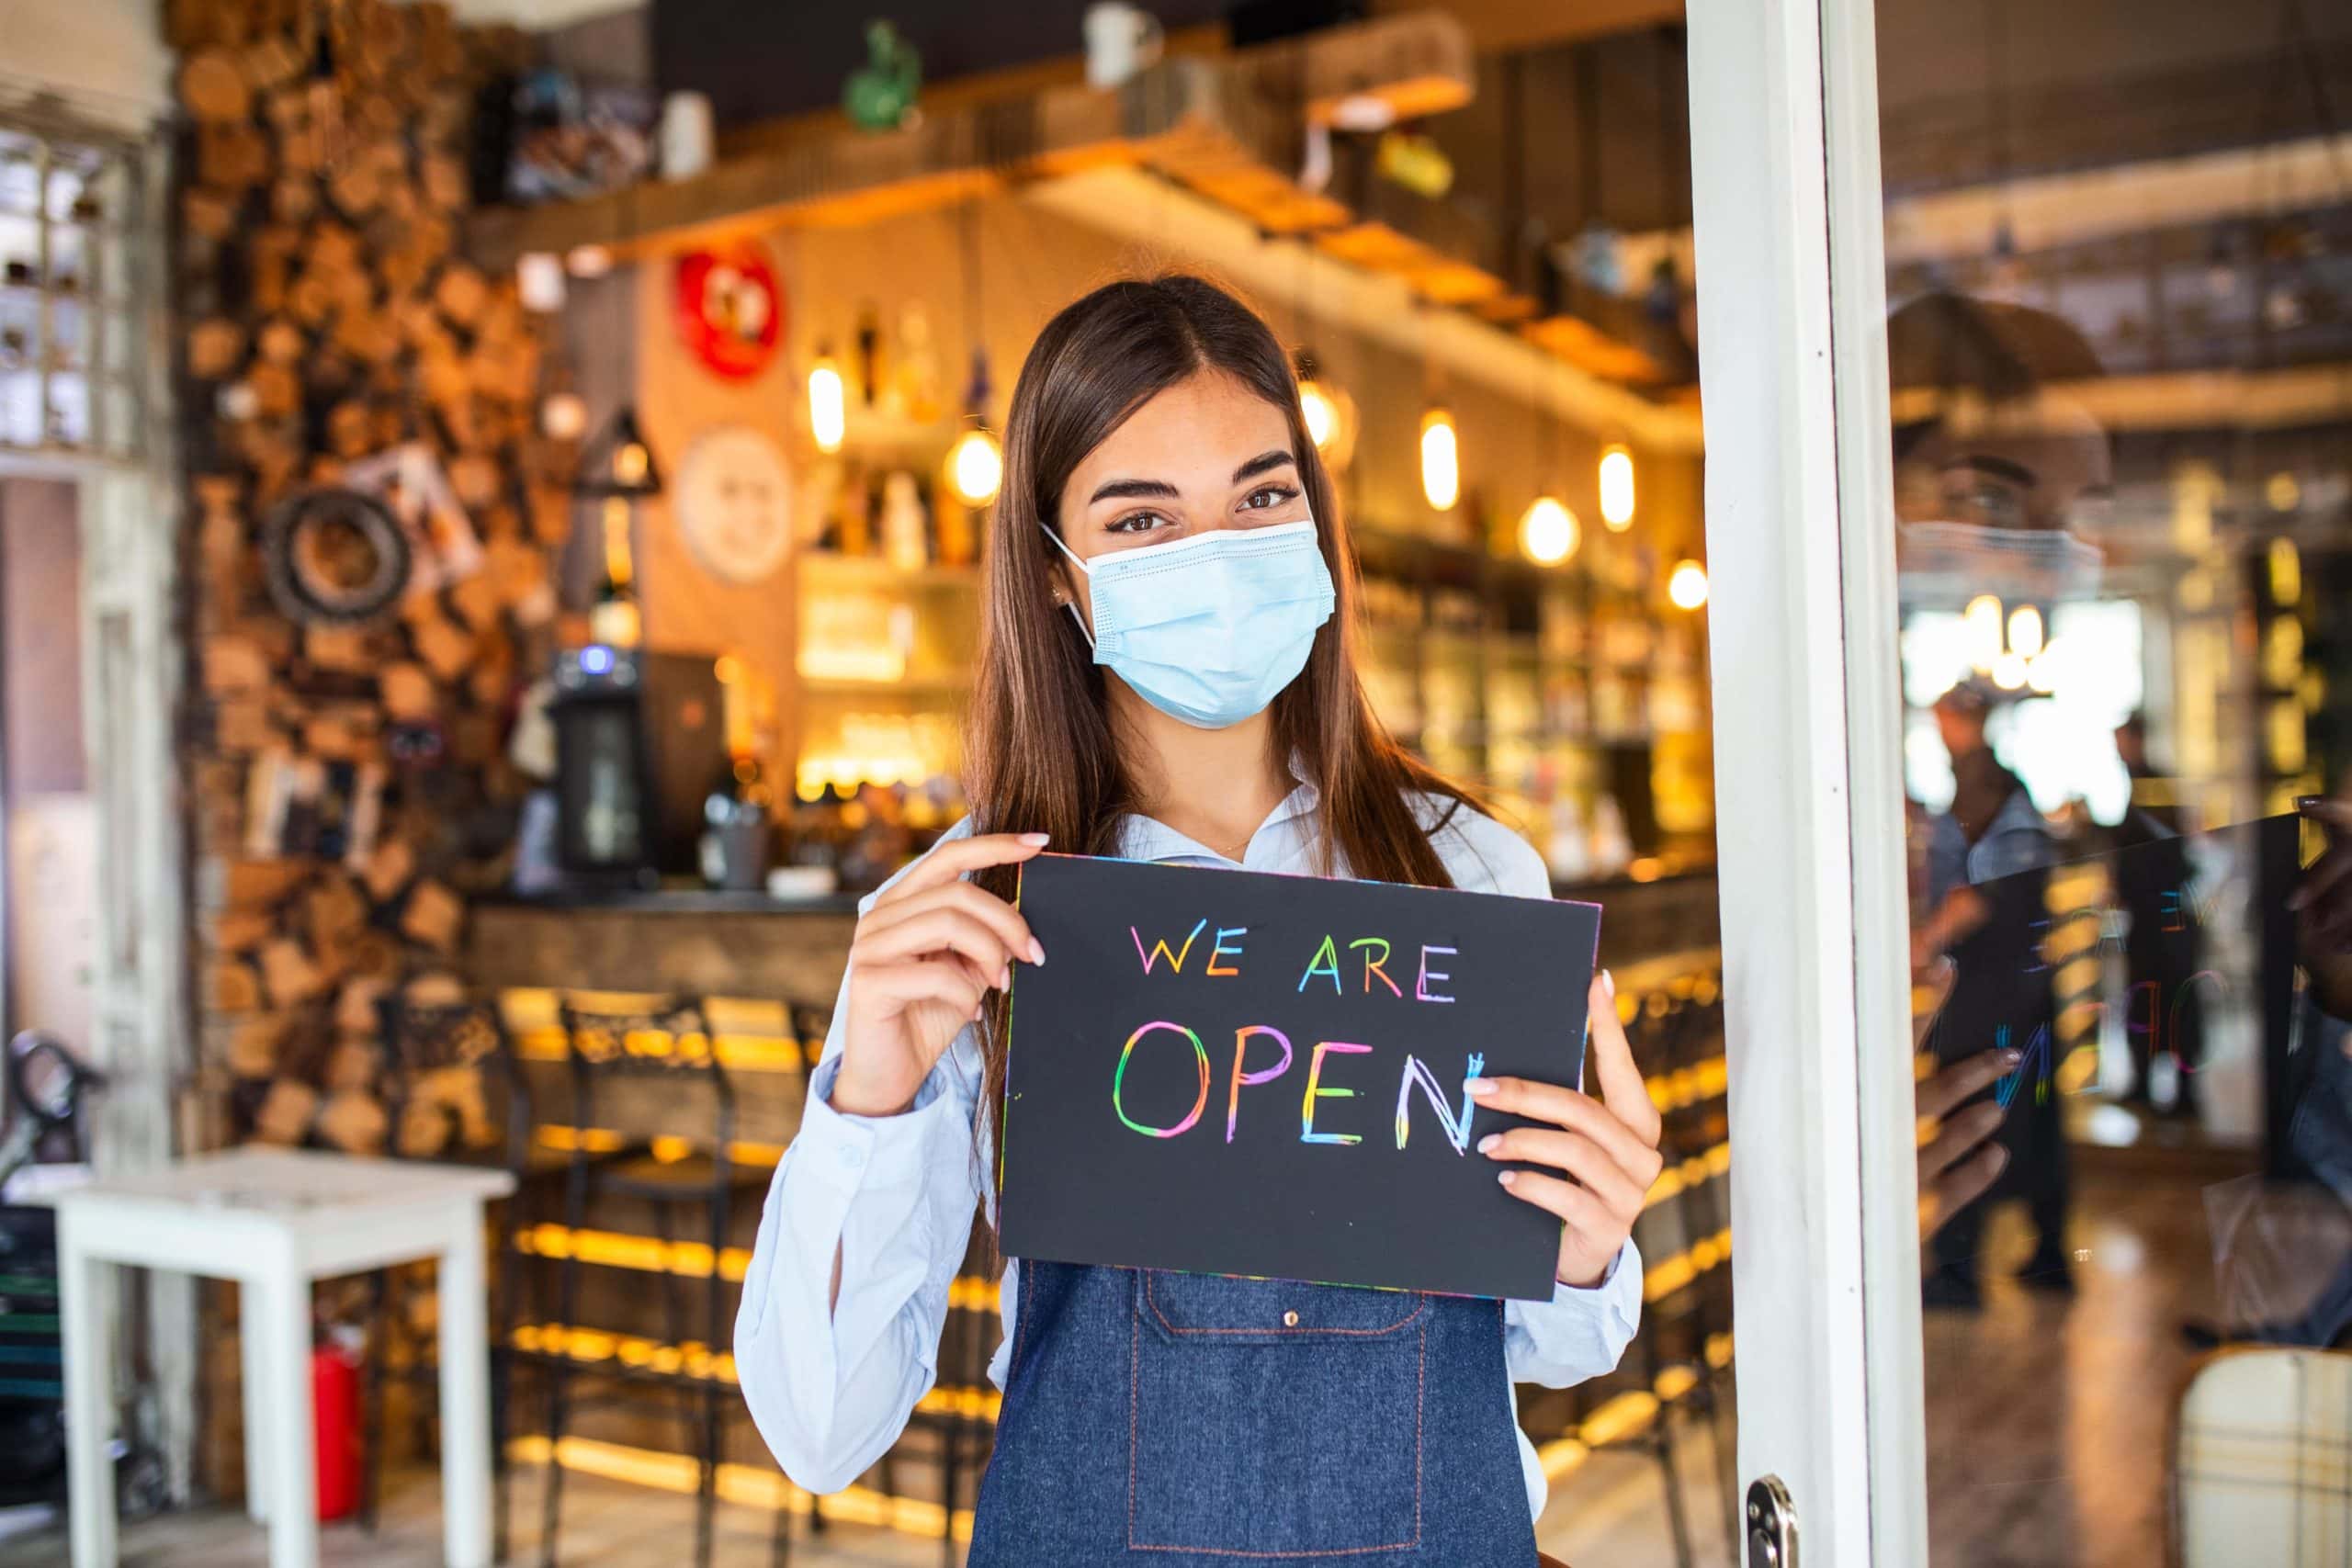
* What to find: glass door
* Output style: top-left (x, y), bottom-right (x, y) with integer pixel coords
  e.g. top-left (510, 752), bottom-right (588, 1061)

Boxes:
top-left (1690, 0), bottom-right (2352, 1562)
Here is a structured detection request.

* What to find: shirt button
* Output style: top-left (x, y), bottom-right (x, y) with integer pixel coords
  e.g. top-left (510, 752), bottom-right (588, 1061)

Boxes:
top-left (1282, 1310), bottom-right (1299, 1327)
top-left (840, 1145), bottom-right (865, 1170)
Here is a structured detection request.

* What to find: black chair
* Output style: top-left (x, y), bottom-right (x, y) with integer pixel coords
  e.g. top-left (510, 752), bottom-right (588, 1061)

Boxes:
top-left (362, 994), bottom-right (546, 1562)
top-left (531, 992), bottom-right (786, 1568)
top-left (1633, 975), bottom-right (1739, 1562)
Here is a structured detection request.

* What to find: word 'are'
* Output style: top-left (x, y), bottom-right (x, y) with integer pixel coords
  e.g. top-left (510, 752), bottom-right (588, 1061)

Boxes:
top-left (1132, 919), bottom-right (1457, 1003)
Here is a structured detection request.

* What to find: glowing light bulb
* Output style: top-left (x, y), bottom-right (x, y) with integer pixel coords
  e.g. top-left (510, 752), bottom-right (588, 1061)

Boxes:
top-left (1963, 593), bottom-right (2005, 673)
top-left (539, 392), bottom-right (587, 441)
top-left (1991, 649), bottom-right (2029, 690)
top-left (1598, 445), bottom-right (1635, 531)
top-left (1299, 379), bottom-right (1338, 449)
top-left (614, 442), bottom-right (649, 486)
top-left (946, 426), bottom-right (1003, 506)
top-left (1519, 496), bottom-right (1578, 565)
top-left (1419, 407), bottom-right (1459, 512)
top-left (2027, 639), bottom-right (2059, 694)
top-left (2269, 536), bottom-right (2301, 605)
top-left (1668, 558), bottom-right (1709, 610)
top-left (808, 355), bottom-right (846, 454)
top-left (2007, 604), bottom-right (2044, 660)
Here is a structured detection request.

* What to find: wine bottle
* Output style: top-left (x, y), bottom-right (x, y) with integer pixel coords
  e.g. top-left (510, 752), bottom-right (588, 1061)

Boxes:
top-left (589, 495), bottom-right (641, 646)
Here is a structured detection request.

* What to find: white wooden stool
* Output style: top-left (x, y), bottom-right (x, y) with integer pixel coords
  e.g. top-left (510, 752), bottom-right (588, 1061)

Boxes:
top-left (45, 1147), bottom-right (515, 1568)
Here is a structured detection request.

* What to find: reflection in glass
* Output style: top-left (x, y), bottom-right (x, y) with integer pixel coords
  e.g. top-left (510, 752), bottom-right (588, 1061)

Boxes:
top-left (1876, 1), bottom-right (2352, 1560)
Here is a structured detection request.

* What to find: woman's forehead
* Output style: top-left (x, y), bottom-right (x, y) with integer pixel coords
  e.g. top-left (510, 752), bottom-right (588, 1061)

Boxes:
top-left (1071, 372), bottom-right (1293, 492)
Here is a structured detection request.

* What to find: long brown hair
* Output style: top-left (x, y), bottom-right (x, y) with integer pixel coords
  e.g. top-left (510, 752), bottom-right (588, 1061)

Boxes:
top-left (966, 274), bottom-right (1476, 1205)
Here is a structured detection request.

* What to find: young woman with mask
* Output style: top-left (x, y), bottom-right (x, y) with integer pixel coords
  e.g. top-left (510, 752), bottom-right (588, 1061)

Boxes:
top-left (737, 275), bottom-right (1664, 1564)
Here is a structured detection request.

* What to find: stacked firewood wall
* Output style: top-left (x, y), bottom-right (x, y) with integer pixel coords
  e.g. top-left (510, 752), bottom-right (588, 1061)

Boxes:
top-left (167, 0), bottom-right (564, 1491)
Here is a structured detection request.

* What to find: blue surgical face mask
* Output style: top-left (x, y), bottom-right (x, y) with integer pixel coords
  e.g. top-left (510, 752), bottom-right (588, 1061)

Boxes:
top-left (1042, 519), bottom-right (1337, 730)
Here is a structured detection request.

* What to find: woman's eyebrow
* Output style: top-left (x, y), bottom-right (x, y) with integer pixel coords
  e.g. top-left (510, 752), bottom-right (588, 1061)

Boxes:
top-left (1088, 477), bottom-right (1182, 503)
top-left (1231, 449), bottom-right (1296, 483)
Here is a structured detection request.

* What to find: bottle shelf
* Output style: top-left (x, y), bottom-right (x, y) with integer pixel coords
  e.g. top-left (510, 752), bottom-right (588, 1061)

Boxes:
top-left (797, 550), bottom-right (980, 589)
top-left (798, 671), bottom-right (976, 697)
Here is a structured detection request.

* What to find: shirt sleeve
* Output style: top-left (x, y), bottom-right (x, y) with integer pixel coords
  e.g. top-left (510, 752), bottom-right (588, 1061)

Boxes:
top-left (733, 838), bottom-right (986, 1496)
top-left (1504, 1236), bottom-right (1644, 1389)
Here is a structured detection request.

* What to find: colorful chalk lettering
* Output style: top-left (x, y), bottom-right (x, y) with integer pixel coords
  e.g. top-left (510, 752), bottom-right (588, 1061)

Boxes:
top-left (1133, 920), bottom-right (1209, 975)
top-left (1113, 1021), bottom-right (1211, 1136)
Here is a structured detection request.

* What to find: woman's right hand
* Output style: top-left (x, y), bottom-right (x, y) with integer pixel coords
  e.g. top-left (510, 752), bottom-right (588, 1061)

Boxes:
top-left (828, 832), bottom-right (1050, 1117)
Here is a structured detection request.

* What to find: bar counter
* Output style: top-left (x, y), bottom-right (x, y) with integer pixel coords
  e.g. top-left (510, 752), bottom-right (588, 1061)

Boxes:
top-left (466, 866), bottom-right (1721, 1009)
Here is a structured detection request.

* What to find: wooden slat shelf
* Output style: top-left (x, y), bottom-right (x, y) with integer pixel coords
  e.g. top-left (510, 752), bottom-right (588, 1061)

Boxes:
top-left (465, 12), bottom-right (1475, 273)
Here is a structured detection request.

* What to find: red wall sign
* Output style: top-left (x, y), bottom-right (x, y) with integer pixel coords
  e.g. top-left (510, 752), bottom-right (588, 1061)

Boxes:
top-left (675, 242), bottom-right (785, 382)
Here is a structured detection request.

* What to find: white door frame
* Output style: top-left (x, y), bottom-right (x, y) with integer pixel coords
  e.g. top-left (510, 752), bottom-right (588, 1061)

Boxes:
top-left (0, 107), bottom-right (193, 1501)
top-left (1687, 0), bottom-right (1926, 1562)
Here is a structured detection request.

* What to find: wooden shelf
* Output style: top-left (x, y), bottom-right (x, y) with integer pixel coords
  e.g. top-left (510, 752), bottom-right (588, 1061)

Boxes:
top-left (465, 14), bottom-right (1473, 272)
top-left (829, 410), bottom-right (964, 453)
top-left (798, 671), bottom-right (975, 697)
top-left (797, 551), bottom-right (979, 589)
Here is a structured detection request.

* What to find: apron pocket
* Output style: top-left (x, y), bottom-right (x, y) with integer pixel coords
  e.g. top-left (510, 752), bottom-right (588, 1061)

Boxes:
top-left (1129, 1270), bottom-right (1428, 1556)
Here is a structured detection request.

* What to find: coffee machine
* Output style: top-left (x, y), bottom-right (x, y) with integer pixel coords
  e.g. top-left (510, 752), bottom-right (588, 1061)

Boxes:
top-left (548, 645), bottom-right (726, 886)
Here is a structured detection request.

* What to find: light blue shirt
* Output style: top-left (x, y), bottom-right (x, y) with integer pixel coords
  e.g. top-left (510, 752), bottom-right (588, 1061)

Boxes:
top-left (735, 780), bottom-right (1644, 1520)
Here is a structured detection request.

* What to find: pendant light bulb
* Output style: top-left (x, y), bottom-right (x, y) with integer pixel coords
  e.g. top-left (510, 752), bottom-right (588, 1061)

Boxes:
top-left (808, 348), bottom-right (847, 454)
top-left (1419, 406), bottom-right (1460, 512)
top-left (1963, 593), bottom-right (2005, 674)
top-left (1299, 378), bottom-right (1338, 449)
top-left (1519, 495), bottom-right (1579, 566)
top-left (2007, 604), bottom-right (2044, 660)
top-left (1599, 444), bottom-right (1635, 530)
top-left (1668, 558), bottom-right (1709, 610)
top-left (946, 425), bottom-right (1003, 507)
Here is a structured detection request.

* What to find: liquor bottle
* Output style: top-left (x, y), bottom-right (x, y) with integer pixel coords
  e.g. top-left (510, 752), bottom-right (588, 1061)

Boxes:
top-left (879, 469), bottom-right (930, 570)
top-left (855, 301), bottom-right (884, 408)
top-left (589, 494), bottom-right (641, 646)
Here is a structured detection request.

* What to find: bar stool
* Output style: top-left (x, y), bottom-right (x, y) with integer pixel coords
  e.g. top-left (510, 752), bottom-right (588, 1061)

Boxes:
top-left (1645, 976), bottom-right (1738, 1553)
top-left (533, 992), bottom-right (782, 1568)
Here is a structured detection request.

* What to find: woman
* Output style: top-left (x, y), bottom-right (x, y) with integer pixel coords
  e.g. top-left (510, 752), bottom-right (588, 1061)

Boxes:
top-left (736, 275), bottom-right (1663, 1563)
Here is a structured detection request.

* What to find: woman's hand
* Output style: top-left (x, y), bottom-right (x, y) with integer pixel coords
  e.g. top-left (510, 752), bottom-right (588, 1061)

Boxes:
top-left (2294, 794), bottom-right (2352, 1021)
top-left (1467, 972), bottom-right (1667, 1290)
top-left (829, 832), bottom-right (1049, 1118)
top-left (1908, 955), bottom-right (2017, 1247)
top-left (1915, 1047), bottom-right (2016, 1242)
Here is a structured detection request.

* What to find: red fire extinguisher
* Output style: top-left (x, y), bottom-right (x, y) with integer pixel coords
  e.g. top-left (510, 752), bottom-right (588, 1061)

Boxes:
top-left (311, 1325), bottom-right (365, 1522)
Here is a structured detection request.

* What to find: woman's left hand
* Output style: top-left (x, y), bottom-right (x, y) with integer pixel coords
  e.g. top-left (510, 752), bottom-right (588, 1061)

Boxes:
top-left (1467, 972), bottom-right (1667, 1289)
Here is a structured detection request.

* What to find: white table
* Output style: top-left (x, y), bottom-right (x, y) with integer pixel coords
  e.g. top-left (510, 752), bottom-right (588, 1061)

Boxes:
top-left (46, 1147), bottom-right (515, 1568)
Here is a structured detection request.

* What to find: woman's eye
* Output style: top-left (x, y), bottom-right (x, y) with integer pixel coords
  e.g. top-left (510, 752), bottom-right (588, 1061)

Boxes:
top-left (1240, 484), bottom-right (1299, 512)
top-left (1105, 511), bottom-right (1171, 535)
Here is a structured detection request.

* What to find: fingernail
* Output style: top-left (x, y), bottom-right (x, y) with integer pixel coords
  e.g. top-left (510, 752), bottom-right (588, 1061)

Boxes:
top-left (2297, 796), bottom-right (2324, 814)
top-left (1464, 1077), bottom-right (1498, 1099)
top-left (1021, 832), bottom-right (1051, 846)
top-left (2001, 1049), bottom-right (2023, 1068)
top-left (1476, 1134), bottom-right (1500, 1155)
top-left (1028, 938), bottom-right (1046, 964)
top-left (999, 964), bottom-right (1012, 988)
top-left (1497, 1170), bottom-right (1517, 1188)
top-left (1989, 1146), bottom-right (2010, 1174)
top-left (1600, 968), bottom-right (1616, 999)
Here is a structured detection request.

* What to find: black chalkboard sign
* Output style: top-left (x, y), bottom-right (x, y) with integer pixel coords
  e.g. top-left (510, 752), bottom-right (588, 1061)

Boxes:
top-left (998, 854), bottom-right (1602, 1300)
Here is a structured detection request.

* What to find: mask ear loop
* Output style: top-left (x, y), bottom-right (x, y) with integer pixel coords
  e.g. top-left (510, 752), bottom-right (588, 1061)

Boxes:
top-left (1036, 522), bottom-right (1098, 650)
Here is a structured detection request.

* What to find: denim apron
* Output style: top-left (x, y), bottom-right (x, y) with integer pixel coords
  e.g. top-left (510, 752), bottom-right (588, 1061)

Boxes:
top-left (967, 1259), bottom-right (1540, 1565)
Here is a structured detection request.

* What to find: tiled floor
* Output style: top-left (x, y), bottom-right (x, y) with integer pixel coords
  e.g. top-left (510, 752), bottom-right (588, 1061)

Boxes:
top-left (0, 1429), bottom-right (1737, 1568)
top-left (0, 1156), bottom-right (2243, 1568)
